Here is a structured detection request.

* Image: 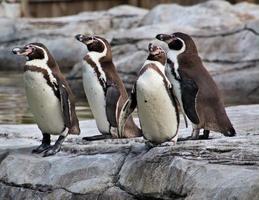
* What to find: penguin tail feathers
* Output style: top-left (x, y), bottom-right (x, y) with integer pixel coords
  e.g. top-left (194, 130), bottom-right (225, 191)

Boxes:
top-left (223, 127), bottom-right (236, 137)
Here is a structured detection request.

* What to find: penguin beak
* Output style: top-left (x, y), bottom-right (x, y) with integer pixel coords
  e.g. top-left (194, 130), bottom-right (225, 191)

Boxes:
top-left (156, 34), bottom-right (173, 43)
top-left (75, 34), bottom-right (94, 45)
top-left (12, 46), bottom-right (32, 56)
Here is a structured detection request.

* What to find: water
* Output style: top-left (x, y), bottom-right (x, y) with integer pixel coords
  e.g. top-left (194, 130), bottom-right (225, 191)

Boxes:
top-left (0, 71), bottom-right (93, 124)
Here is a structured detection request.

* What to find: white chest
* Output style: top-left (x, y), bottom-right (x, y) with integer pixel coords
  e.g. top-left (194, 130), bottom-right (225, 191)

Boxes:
top-left (136, 69), bottom-right (178, 144)
top-left (82, 61), bottom-right (110, 134)
top-left (24, 71), bottom-right (64, 134)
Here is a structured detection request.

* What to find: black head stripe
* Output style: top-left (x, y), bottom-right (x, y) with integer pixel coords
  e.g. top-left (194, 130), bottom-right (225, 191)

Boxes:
top-left (172, 32), bottom-right (198, 54)
top-left (27, 47), bottom-right (45, 60)
top-left (25, 43), bottom-right (49, 61)
top-left (168, 39), bottom-right (183, 51)
top-left (87, 39), bottom-right (105, 53)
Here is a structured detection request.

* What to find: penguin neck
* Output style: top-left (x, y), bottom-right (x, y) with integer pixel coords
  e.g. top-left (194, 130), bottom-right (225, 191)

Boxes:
top-left (167, 41), bottom-right (185, 73)
top-left (140, 59), bottom-right (171, 88)
top-left (167, 50), bottom-right (184, 80)
top-left (87, 42), bottom-right (107, 63)
top-left (25, 55), bottom-right (58, 87)
top-left (26, 56), bottom-right (48, 68)
top-left (86, 51), bottom-right (109, 82)
top-left (168, 49), bottom-right (183, 63)
top-left (25, 47), bottom-right (58, 71)
top-left (143, 59), bottom-right (166, 74)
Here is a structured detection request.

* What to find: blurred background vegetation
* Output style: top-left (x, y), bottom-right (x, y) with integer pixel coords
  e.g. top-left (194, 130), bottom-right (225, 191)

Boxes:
top-left (1, 0), bottom-right (259, 18)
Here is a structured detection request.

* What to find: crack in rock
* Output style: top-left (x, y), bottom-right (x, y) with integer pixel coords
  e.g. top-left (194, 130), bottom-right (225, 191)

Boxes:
top-left (192, 25), bottom-right (259, 38)
top-left (210, 63), bottom-right (257, 76)
top-left (0, 179), bottom-right (93, 196)
top-left (203, 59), bottom-right (259, 64)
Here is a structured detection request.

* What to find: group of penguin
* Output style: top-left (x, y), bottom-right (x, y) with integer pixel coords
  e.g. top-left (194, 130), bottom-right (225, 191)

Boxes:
top-left (12, 32), bottom-right (236, 157)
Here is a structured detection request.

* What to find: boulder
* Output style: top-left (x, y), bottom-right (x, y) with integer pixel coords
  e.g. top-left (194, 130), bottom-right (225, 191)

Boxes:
top-left (139, 0), bottom-right (259, 27)
top-left (0, 5), bottom-right (148, 70)
top-left (0, 104), bottom-right (259, 199)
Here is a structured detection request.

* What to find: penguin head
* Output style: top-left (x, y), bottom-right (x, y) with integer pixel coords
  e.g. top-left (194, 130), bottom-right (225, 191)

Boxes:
top-left (147, 43), bottom-right (166, 65)
top-left (75, 34), bottom-right (112, 62)
top-left (156, 32), bottom-right (198, 55)
top-left (12, 43), bottom-right (50, 61)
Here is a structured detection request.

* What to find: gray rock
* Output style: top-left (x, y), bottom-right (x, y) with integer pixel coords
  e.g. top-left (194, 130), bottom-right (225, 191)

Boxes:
top-left (0, 5), bottom-right (147, 71)
top-left (233, 2), bottom-right (259, 19)
top-left (114, 50), bottom-right (147, 89)
top-left (100, 187), bottom-right (137, 200)
top-left (0, 105), bottom-right (259, 199)
top-left (119, 152), bottom-right (259, 200)
top-left (116, 50), bottom-right (147, 74)
top-left (112, 44), bottom-right (138, 61)
top-left (107, 5), bottom-right (148, 30)
top-left (140, 0), bottom-right (259, 27)
top-left (208, 61), bottom-right (259, 104)
top-left (107, 5), bottom-right (148, 17)
top-left (193, 27), bottom-right (259, 62)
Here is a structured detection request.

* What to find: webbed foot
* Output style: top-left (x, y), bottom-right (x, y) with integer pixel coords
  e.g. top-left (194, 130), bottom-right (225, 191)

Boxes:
top-left (43, 135), bottom-right (66, 157)
top-left (32, 133), bottom-right (51, 154)
top-left (32, 143), bottom-right (51, 154)
top-left (43, 144), bottom-right (61, 157)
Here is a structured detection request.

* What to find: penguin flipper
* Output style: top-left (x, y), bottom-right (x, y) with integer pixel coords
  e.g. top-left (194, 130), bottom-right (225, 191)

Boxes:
top-left (118, 87), bottom-right (137, 138)
top-left (181, 78), bottom-right (200, 124)
top-left (170, 88), bottom-right (188, 128)
top-left (105, 83), bottom-right (121, 127)
top-left (57, 79), bottom-right (72, 128)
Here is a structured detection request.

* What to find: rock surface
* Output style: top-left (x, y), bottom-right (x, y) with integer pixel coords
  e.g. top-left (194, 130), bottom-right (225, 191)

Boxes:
top-left (0, 5), bottom-right (147, 70)
top-left (109, 0), bottom-right (259, 105)
top-left (0, 104), bottom-right (259, 200)
top-left (1, 0), bottom-right (259, 104)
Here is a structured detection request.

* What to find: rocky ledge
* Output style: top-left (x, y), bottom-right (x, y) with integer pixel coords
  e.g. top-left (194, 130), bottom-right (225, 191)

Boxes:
top-left (0, 104), bottom-right (259, 200)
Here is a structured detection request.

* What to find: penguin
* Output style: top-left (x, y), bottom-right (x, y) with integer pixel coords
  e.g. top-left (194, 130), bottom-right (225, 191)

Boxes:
top-left (75, 34), bottom-right (141, 140)
top-left (118, 43), bottom-right (179, 144)
top-left (12, 43), bottom-right (80, 156)
top-left (156, 32), bottom-right (236, 139)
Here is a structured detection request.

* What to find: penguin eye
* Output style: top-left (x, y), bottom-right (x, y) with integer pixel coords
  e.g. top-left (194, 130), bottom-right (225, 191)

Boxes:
top-left (92, 36), bottom-right (98, 41)
top-left (26, 45), bottom-right (35, 51)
